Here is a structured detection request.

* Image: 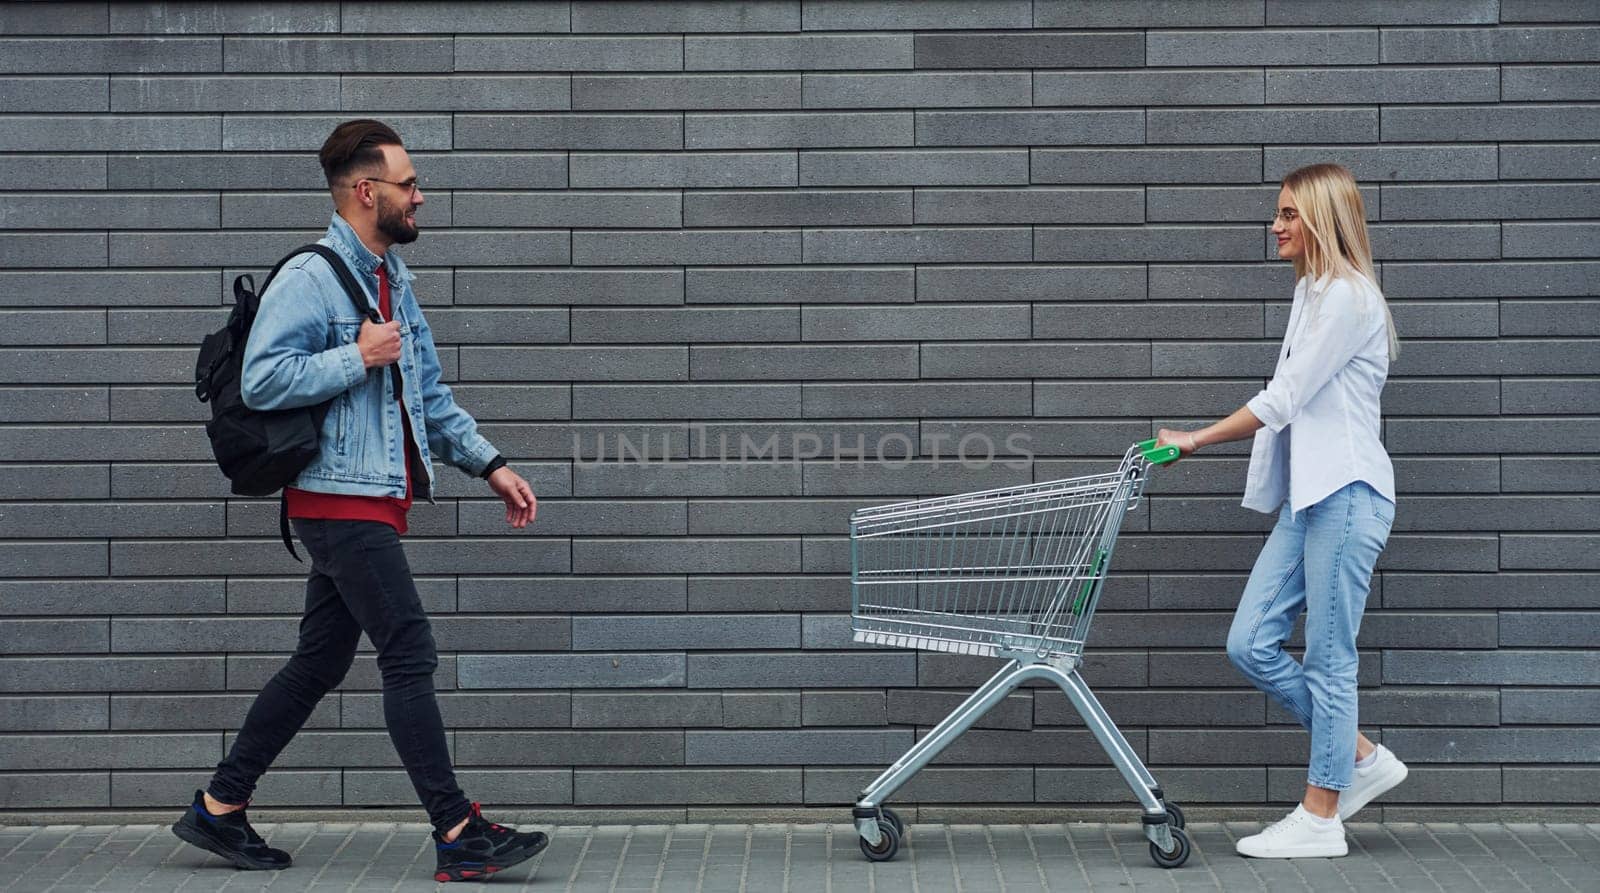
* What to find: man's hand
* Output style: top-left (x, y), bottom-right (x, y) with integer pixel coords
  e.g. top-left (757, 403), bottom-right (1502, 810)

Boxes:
top-left (357, 319), bottom-right (402, 368)
top-left (488, 466), bottom-right (537, 528)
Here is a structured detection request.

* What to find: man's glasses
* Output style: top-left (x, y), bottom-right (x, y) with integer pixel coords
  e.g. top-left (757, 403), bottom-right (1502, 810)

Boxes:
top-left (355, 176), bottom-right (422, 197)
top-left (1269, 208), bottom-right (1299, 224)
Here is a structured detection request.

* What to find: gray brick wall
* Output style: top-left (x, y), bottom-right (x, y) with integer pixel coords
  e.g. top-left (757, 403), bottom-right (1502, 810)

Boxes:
top-left (0, 0), bottom-right (1596, 822)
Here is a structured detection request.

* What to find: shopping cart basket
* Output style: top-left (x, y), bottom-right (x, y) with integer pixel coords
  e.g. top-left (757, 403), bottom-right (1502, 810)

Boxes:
top-left (847, 439), bottom-right (1190, 868)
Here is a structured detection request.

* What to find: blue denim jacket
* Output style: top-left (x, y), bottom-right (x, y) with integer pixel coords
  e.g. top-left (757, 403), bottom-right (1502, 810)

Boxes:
top-left (240, 214), bottom-right (498, 499)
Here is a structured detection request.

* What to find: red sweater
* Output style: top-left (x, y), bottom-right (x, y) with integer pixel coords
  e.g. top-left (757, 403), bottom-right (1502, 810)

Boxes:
top-left (286, 264), bottom-right (421, 534)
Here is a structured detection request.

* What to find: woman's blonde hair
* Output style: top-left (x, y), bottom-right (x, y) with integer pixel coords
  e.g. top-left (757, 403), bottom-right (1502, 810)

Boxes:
top-left (1281, 163), bottom-right (1400, 361)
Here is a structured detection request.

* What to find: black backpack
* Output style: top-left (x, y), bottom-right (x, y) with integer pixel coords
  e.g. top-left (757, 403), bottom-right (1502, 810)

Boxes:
top-left (194, 243), bottom-right (378, 559)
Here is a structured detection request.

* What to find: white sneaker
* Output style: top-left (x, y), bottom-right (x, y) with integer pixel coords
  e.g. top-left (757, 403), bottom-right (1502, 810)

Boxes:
top-left (1338, 744), bottom-right (1408, 820)
top-left (1235, 805), bottom-right (1348, 858)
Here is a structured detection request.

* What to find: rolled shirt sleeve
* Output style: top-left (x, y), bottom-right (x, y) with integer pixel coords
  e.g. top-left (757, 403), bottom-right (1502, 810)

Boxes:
top-left (1247, 279), bottom-right (1376, 433)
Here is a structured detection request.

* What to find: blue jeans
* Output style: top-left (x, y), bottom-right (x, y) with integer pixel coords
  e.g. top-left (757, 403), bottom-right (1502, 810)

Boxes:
top-left (1226, 481), bottom-right (1393, 791)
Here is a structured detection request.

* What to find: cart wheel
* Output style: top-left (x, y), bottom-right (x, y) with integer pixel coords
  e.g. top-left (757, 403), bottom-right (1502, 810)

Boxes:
top-left (1149, 826), bottom-right (1190, 869)
top-left (859, 819), bottom-right (901, 863)
top-left (1163, 801), bottom-right (1185, 829)
top-left (880, 807), bottom-right (905, 838)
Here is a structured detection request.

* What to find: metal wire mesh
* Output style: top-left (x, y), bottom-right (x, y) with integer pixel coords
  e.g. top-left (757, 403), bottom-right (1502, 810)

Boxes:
top-left (850, 447), bottom-right (1148, 660)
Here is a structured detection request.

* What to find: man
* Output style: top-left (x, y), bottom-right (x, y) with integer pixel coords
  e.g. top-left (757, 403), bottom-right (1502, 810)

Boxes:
top-left (171, 119), bottom-right (547, 884)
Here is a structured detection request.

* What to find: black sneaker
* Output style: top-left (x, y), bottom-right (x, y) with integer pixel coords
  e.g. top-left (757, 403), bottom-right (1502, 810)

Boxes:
top-left (171, 789), bottom-right (292, 871)
top-left (433, 803), bottom-right (549, 883)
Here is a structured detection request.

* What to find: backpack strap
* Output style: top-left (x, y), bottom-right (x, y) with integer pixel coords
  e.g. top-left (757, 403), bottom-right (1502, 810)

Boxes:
top-left (280, 493), bottom-right (302, 563)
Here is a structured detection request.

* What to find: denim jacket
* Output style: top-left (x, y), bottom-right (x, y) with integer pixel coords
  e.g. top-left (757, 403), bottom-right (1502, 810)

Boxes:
top-left (240, 214), bottom-right (498, 499)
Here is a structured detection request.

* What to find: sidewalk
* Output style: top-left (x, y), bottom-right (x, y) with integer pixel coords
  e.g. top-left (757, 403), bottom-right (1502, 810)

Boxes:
top-left (4, 820), bottom-right (1598, 892)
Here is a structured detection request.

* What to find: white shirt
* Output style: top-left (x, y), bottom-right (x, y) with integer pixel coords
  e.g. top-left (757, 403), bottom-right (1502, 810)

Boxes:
top-left (1242, 272), bottom-right (1395, 515)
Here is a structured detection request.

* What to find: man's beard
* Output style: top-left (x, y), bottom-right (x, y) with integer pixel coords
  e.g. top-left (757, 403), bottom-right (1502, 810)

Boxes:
top-left (376, 195), bottom-right (418, 245)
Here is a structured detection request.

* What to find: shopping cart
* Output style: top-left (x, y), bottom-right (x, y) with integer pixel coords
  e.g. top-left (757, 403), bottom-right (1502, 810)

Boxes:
top-left (847, 439), bottom-right (1190, 868)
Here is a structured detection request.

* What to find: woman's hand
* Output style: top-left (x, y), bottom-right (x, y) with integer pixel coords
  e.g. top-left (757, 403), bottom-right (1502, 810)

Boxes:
top-left (1156, 428), bottom-right (1200, 461)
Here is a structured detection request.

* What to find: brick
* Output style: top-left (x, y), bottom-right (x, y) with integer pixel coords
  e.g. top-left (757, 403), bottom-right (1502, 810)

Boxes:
top-left (0, 580), bottom-right (221, 617)
top-left (916, 187), bottom-right (1142, 225)
top-left (224, 113), bottom-right (450, 152)
top-left (918, 265), bottom-right (1144, 302)
top-left (932, 728), bottom-right (1136, 765)
top-left (1038, 303), bottom-right (1261, 341)
top-left (1269, 766), bottom-right (1499, 804)
top-left (922, 421), bottom-right (1152, 459)
top-left (108, 2), bottom-right (336, 32)
top-left (888, 689), bottom-right (1032, 731)
top-left (113, 693), bottom-right (336, 731)
top-left (692, 344), bottom-right (916, 381)
top-left (1505, 222), bottom-right (1600, 258)
top-left (455, 191), bottom-right (678, 229)
top-left (0, 732), bottom-right (217, 770)
top-left (0, 36), bottom-right (218, 71)
top-left (687, 728), bottom-right (911, 764)
top-left (805, 381), bottom-right (1033, 415)
top-left (1148, 728), bottom-right (1318, 764)
top-left (1274, 0), bottom-right (1497, 24)
top-left (689, 652), bottom-right (913, 688)
top-left (456, 113), bottom-right (682, 150)
top-left (1392, 457), bottom-right (1501, 494)
top-left (925, 33), bottom-right (1142, 70)
top-left (224, 36), bottom-right (451, 72)
top-left (1033, 148), bottom-right (1262, 184)
top-left (0, 154), bottom-right (107, 190)
top-left (1500, 143), bottom-right (1600, 179)
top-left (687, 112), bottom-right (911, 150)
top-left (112, 770), bottom-right (337, 808)
top-left (1383, 26), bottom-right (1600, 63)
top-left (722, 691), bottom-right (800, 728)
top-left (344, 692), bottom-right (568, 729)
top-left (1150, 107), bottom-right (1377, 144)
top-left (802, 149), bottom-right (1027, 186)
top-left (572, 692), bottom-right (720, 728)
top-left (0, 386), bottom-right (106, 421)
top-left (1037, 225), bottom-right (1262, 262)
top-left (802, 460), bottom-right (1032, 498)
top-left (806, 767), bottom-right (1031, 803)
top-left (1039, 767), bottom-right (1262, 803)
top-left (1503, 689), bottom-right (1600, 724)
top-left (1387, 650), bottom-right (1600, 685)
top-left (455, 36), bottom-right (681, 72)
top-left (463, 346), bottom-right (686, 382)
top-left (1504, 379), bottom-right (1600, 414)
top-left (1150, 29), bottom-right (1376, 66)
top-left (685, 189), bottom-right (909, 227)
top-left (573, 229), bottom-right (799, 266)
top-left (1266, 145), bottom-right (1498, 182)
top-left (572, 615), bottom-right (798, 651)
top-left (111, 152), bottom-right (323, 189)
top-left (342, 75), bottom-right (568, 111)
top-left (574, 538), bottom-right (800, 574)
top-left (1035, 1), bottom-right (1263, 27)
top-left (113, 75), bottom-right (337, 113)
top-left (573, 384), bottom-right (800, 421)
top-left (804, 0), bottom-right (1029, 30)
top-left (806, 72), bottom-right (1029, 109)
top-left (1504, 534), bottom-right (1600, 570)
top-left (457, 730), bottom-right (682, 766)
top-left (457, 269), bottom-right (683, 307)
top-left (1384, 183), bottom-right (1600, 220)
top-left (459, 576), bottom-right (685, 614)
top-left (1504, 458), bottom-right (1600, 493)
top-left (687, 34), bottom-right (910, 71)
top-left (349, 769), bottom-right (561, 808)
top-left (1376, 534), bottom-right (1498, 572)
top-left (1389, 418), bottom-right (1598, 453)
top-left (921, 341), bottom-right (1148, 378)
top-left (1036, 68), bottom-right (1261, 106)
top-left (1502, 0), bottom-right (1600, 21)
top-left (459, 653), bottom-right (686, 690)
top-left (803, 691), bottom-right (886, 726)
top-left (0, 541), bottom-right (108, 577)
top-left (1382, 261), bottom-right (1600, 298)
top-left (922, 651), bottom-right (1147, 688)
top-left (805, 227), bottom-right (1029, 264)
top-left (3, 191), bottom-right (221, 231)
top-left (578, 768), bottom-right (800, 805)
top-left (1501, 611), bottom-right (1600, 648)
top-left (464, 498), bottom-right (685, 538)
top-left (688, 576), bottom-right (848, 612)
top-left (0, 463), bottom-right (110, 500)
top-left (572, 0), bottom-right (796, 32)
top-left (573, 152), bottom-right (793, 189)
top-left (1387, 573), bottom-right (1600, 609)
top-left (1385, 728), bottom-right (1600, 763)
top-left (0, 75), bottom-right (106, 111)
top-left (688, 266), bottom-right (911, 304)
top-left (227, 655), bottom-right (456, 692)
top-left (1503, 65), bottom-right (1600, 101)
top-left (1153, 184), bottom-right (1375, 223)
top-left (575, 74), bottom-right (799, 110)
top-left (1505, 767), bottom-right (1600, 802)
top-left (341, 1), bottom-right (566, 33)
top-left (917, 110), bottom-right (1144, 147)
top-left (1, 2), bottom-right (107, 34)
top-left (0, 655), bottom-right (220, 692)
top-left (576, 461), bottom-right (798, 498)
top-left (0, 501), bottom-right (221, 539)
top-left (0, 773), bottom-right (107, 809)
top-left (1272, 66), bottom-right (1498, 105)
top-left (0, 346), bottom-right (186, 383)
top-left (0, 618), bottom-right (107, 655)
top-left (1383, 104), bottom-right (1600, 141)
top-left (804, 304), bottom-right (1029, 341)
top-left (0, 115), bottom-right (218, 152)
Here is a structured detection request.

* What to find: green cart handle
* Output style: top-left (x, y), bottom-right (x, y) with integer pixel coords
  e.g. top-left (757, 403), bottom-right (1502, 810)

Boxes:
top-left (1137, 438), bottom-right (1181, 465)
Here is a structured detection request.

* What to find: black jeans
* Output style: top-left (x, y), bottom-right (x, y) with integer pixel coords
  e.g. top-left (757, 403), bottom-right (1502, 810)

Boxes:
top-left (209, 519), bottom-right (471, 834)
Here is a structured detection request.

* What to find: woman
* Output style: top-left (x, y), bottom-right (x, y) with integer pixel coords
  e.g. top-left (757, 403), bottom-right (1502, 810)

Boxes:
top-left (1156, 163), bottom-right (1406, 859)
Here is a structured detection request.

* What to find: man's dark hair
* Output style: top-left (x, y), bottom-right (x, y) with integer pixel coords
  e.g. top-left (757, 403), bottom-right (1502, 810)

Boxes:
top-left (319, 119), bottom-right (403, 188)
